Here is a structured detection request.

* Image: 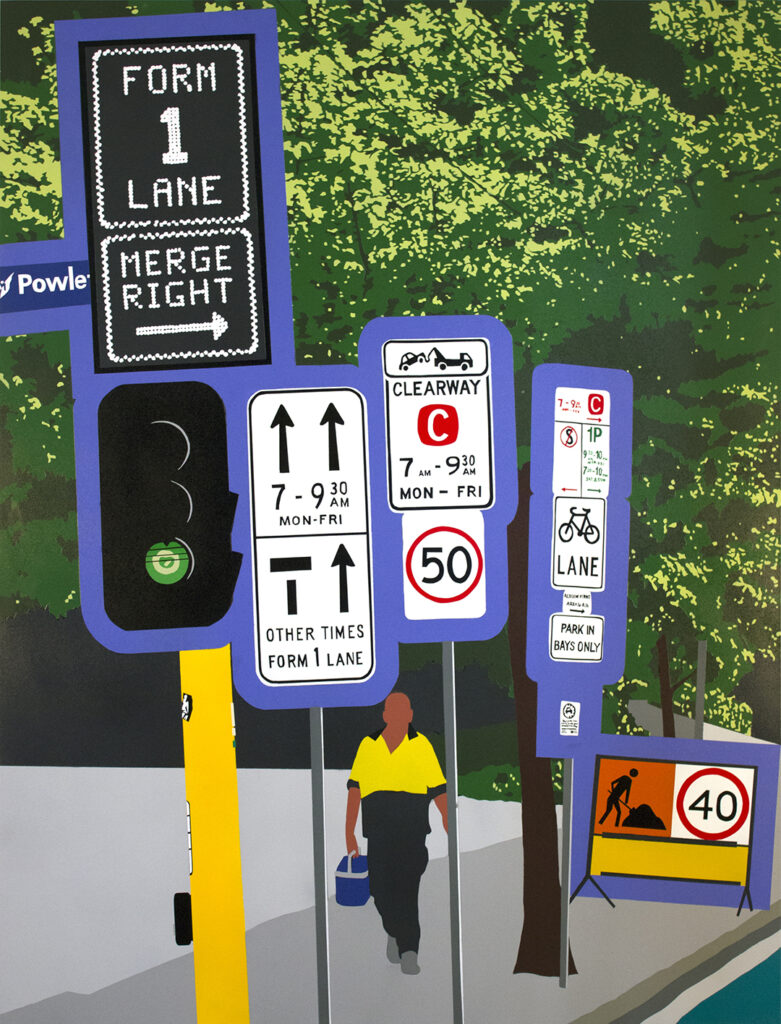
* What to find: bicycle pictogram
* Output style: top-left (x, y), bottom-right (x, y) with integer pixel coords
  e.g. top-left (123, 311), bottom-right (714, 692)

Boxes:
top-left (558, 506), bottom-right (601, 545)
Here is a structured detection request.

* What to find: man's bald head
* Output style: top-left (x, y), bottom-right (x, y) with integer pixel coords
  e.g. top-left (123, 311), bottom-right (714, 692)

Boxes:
top-left (382, 692), bottom-right (413, 729)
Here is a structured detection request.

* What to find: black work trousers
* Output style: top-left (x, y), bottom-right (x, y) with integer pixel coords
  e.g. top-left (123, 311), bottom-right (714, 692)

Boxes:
top-left (367, 828), bottom-right (429, 954)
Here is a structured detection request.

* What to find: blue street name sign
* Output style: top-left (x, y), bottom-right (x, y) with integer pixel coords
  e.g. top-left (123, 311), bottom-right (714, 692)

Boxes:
top-left (0, 261), bottom-right (91, 313)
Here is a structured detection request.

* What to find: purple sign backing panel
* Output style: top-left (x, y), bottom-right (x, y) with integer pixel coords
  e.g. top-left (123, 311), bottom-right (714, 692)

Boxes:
top-left (47, 11), bottom-right (404, 710)
top-left (228, 363), bottom-right (400, 711)
top-left (358, 315), bottom-right (518, 645)
top-left (569, 735), bottom-right (779, 910)
top-left (55, 8), bottom-right (295, 375)
top-left (527, 364), bottom-right (633, 747)
top-left (52, 10), bottom-right (297, 659)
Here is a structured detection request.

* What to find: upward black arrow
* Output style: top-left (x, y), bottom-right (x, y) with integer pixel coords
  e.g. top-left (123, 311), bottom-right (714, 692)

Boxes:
top-left (320, 403), bottom-right (344, 472)
top-left (331, 544), bottom-right (355, 613)
top-left (271, 404), bottom-right (294, 473)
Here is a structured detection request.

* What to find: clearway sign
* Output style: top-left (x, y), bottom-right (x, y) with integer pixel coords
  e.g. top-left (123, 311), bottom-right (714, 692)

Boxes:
top-left (383, 337), bottom-right (493, 510)
top-left (359, 315), bottom-right (517, 643)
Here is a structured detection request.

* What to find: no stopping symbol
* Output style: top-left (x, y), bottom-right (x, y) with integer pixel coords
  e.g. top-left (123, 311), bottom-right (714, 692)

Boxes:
top-left (405, 526), bottom-right (483, 603)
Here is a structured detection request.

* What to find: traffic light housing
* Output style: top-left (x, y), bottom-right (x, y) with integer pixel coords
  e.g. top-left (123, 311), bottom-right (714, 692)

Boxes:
top-left (98, 381), bottom-right (241, 630)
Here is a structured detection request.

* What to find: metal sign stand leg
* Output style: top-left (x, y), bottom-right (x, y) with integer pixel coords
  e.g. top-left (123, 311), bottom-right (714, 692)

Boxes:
top-left (443, 642), bottom-right (465, 1024)
top-left (559, 757), bottom-right (574, 989)
top-left (310, 707), bottom-right (332, 1024)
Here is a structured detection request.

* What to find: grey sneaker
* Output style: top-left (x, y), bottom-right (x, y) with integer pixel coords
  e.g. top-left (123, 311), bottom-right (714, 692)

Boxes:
top-left (386, 936), bottom-right (400, 964)
top-left (400, 951), bottom-right (420, 975)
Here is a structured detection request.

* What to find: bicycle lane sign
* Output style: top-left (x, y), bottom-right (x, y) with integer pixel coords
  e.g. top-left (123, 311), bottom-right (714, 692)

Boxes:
top-left (551, 496), bottom-right (605, 590)
top-left (551, 494), bottom-right (606, 661)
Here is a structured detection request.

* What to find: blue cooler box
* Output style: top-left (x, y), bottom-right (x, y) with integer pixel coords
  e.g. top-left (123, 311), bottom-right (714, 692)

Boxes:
top-left (335, 854), bottom-right (370, 906)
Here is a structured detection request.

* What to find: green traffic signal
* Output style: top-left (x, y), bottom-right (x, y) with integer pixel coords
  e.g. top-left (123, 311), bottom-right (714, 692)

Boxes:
top-left (145, 541), bottom-right (190, 585)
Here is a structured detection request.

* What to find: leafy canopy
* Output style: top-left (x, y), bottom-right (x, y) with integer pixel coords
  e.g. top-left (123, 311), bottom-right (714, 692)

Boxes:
top-left (0, 2), bottom-right (777, 725)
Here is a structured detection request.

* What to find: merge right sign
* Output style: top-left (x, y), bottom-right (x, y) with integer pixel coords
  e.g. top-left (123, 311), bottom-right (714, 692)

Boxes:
top-left (527, 364), bottom-right (633, 687)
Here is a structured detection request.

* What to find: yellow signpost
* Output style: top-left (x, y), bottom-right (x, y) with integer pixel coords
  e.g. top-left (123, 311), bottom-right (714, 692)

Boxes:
top-left (180, 646), bottom-right (250, 1024)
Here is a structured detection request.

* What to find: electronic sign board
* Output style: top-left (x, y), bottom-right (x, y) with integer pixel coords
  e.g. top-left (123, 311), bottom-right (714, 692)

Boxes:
top-left (80, 34), bottom-right (269, 370)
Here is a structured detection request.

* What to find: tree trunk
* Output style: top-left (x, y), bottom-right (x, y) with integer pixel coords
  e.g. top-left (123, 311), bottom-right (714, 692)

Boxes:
top-left (507, 465), bottom-right (576, 976)
top-left (657, 633), bottom-right (676, 738)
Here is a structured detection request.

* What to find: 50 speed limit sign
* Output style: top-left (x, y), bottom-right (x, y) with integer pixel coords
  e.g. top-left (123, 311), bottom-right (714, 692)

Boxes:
top-left (671, 764), bottom-right (755, 845)
top-left (402, 512), bottom-right (485, 619)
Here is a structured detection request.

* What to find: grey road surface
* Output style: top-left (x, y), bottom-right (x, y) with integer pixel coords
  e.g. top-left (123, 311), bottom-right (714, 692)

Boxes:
top-left (2, 835), bottom-right (778, 1024)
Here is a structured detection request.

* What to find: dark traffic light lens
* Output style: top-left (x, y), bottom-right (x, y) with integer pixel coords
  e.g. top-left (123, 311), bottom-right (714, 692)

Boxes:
top-left (98, 381), bottom-right (241, 630)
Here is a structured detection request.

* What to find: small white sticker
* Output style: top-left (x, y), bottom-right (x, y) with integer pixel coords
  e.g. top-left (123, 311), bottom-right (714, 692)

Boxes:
top-left (562, 589), bottom-right (592, 615)
top-left (560, 701), bottom-right (581, 736)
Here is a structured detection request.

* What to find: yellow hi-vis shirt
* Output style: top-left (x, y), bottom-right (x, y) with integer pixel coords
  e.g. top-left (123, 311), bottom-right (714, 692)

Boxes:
top-left (348, 728), bottom-right (446, 838)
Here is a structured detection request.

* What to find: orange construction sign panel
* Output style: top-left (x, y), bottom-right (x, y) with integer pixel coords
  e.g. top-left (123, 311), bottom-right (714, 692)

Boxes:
top-left (588, 756), bottom-right (756, 887)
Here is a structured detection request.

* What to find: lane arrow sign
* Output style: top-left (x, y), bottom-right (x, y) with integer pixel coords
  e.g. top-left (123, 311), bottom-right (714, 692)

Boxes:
top-left (271, 405), bottom-right (294, 474)
top-left (320, 403), bottom-right (344, 471)
top-left (135, 311), bottom-right (229, 341)
top-left (331, 544), bottom-right (354, 613)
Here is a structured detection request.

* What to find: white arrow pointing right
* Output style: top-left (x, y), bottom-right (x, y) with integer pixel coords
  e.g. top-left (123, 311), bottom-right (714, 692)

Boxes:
top-left (136, 311), bottom-right (229, 342)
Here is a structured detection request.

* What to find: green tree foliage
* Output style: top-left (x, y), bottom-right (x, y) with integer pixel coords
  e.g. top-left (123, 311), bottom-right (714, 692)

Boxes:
top-left (0, 0), bottom-right (778, 709)
top-left (0, 17), bottom-right (61, 241)
top-left (280, 0), bottom-right (778, 722)
top-left (0, 332), bottom-right (77, 616)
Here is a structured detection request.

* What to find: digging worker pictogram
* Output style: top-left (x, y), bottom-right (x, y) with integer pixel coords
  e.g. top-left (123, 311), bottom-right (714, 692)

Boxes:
top-left (345, 691), bottom-right (447, 976)
top-left (599, 767), bottom-right (639, 827)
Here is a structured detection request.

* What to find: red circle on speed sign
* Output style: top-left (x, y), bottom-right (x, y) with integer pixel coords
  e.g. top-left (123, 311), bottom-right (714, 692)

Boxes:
top-left (405, 526), bottom-right (484, 604)
top-left (675, 767), bottom-right (751, 841)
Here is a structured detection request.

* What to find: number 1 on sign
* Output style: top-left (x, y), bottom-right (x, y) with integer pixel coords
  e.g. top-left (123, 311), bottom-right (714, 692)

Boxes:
top-left (160, 107), bottom-right (189, 165)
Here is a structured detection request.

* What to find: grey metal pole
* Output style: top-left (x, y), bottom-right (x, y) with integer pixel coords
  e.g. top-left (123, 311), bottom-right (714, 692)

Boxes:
top-left (310, 706), bottom-right (331, 1024)
top-left (559, 757), bottom-right (573, 988)
top-left (694, 639), bottom-right (707, 740)
top-left (442, 641), bottom-right (464, 1024)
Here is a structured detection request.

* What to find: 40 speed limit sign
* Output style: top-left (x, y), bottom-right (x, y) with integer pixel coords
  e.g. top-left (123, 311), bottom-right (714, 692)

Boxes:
top-left (672, 764), bottom-right (755, 845)
top-left (402, 512), bottom-right (485, 619)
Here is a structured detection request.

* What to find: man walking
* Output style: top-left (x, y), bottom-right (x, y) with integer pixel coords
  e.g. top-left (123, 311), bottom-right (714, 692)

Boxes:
top-left (345, 691), bottom-right (447, 975)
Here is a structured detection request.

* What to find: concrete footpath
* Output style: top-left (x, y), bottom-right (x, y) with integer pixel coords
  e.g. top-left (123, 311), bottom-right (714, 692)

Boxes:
top-left (2, 834), bottom-right (778, 1024)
